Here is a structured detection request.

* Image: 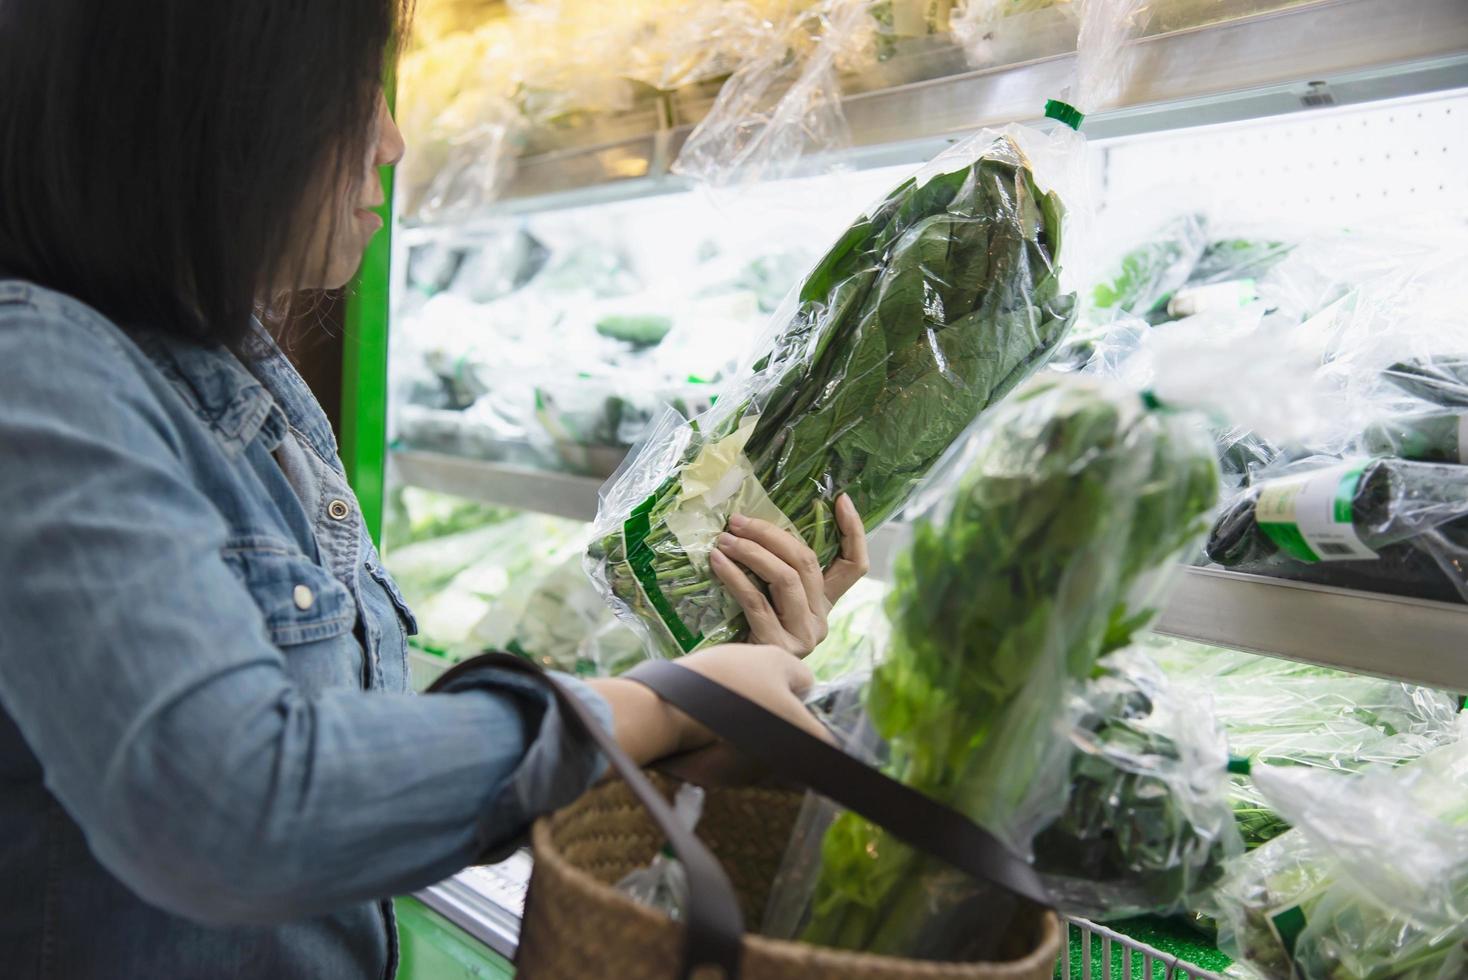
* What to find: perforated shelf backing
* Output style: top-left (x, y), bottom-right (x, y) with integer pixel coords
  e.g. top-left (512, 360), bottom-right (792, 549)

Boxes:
top-left (1099, 89), bottom-right (1468, 225)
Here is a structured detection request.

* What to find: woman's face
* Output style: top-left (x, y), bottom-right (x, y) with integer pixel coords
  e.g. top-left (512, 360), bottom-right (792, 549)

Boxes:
top-left (294, 93), bottom-right (405, 292)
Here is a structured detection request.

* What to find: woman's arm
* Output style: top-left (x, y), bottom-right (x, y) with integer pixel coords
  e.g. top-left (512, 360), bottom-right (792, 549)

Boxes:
top-left (586, 644), bottom-right (832, 767)
top-left (0, 308), bottom-right (610, 925)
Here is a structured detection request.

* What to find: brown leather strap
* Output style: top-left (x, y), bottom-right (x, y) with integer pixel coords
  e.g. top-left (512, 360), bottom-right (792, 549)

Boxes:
top-left (428, 652), bottom-right (744, 980)
top-left (625, 659), bottom-right (1052, 908)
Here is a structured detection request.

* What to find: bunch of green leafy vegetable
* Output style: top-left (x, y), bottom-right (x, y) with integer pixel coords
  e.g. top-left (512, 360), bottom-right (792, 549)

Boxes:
top-left (788, 377), bottom-right (1217, 959)
top-left (1363, 410), bottom-right (1468, 464)
top-left (1215, 728), bottom-right (1468, 980)
top-left (1207, 458), bottom-right (1468, 569)
top-left (1382, 355), bottom-right (1468, 408)
top-left (1145, 636), bottom-right (1462, 852)
top-left (1090, 214), bottom-right (1209, 320)
top-left (1087, 214), bottom-right (1290, 326)
top-left (1031, 653), bottom-right (1237, 917)
top-left (590, 134), bottom-right (1076, 657)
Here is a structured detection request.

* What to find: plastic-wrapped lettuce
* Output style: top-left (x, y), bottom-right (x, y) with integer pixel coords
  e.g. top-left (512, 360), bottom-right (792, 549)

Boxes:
top-left (1144, 636), bottom-right (1463, 850)
top-left (763, 375), bottom-right (1218, 960)
top-left (1033, 650), bottom-right (1239, 919)
top-left (1213, 717), bottom-right (1468, 980)
top-left (589, 125), bottom-right (1078, 658)
top-left (1205, 457), bottom-right (1468, 603)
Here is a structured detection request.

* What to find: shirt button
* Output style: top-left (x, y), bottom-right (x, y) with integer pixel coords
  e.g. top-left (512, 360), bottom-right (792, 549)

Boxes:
top-left (293, 585), bottom-right (315, 611)
top-left (328, 499), bottom-right (351, 521)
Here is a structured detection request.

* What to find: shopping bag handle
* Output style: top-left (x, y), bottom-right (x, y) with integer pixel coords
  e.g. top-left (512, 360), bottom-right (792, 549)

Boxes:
top-left (624, 659), bottom-right (1052, 908)
top-left (427, 652), bottom-right (745, 980)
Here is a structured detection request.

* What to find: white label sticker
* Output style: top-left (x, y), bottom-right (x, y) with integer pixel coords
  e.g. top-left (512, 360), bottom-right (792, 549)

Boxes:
top-left (1256, 464), bottom-right (1376, 562)
top-left (1168, 279), bottom-right (1258, 318)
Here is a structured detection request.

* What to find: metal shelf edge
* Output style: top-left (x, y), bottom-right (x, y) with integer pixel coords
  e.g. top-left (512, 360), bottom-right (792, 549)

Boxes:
top-left (395, 449), bottom-right (1468, 688)
top-left (413, 879), bottom-right (521, 960)
top-left (1155, 566), bottom-right (1468, 691)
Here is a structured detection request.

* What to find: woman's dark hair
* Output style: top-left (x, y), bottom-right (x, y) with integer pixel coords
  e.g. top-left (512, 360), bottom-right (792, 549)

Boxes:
top-left (0, 1), bottom-right (411, 348)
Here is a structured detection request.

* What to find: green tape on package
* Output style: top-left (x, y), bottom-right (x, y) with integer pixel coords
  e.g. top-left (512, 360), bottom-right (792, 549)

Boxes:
top-left (623, 493), bottom-right (703, 654)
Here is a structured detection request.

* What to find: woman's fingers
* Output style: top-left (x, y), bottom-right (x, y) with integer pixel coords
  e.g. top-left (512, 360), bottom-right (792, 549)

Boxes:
top-left (715, 528), bottom-right (823, 648)
top-left (725, 514), bottom-right (826, 613)
top-left (709, 548), bottom-right (790, 648)
top-left (823, 494), bottom-right (870, 602)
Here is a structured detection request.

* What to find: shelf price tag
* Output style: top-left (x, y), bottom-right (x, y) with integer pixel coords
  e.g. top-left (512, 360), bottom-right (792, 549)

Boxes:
top-left (1256, 463), bottom-right (1376, 562)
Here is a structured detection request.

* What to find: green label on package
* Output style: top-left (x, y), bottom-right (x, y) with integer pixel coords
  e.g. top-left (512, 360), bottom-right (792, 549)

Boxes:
top-left (1256, 463), bottom-right (1375, 562)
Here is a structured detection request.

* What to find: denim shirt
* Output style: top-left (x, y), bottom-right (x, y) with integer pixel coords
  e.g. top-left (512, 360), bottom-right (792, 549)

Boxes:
top-left (0, 280), bottom-right (610, 979)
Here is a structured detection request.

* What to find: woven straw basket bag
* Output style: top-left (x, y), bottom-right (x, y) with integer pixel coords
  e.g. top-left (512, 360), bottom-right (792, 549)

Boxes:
top-left (431, 654), bottom-right (1061, 980)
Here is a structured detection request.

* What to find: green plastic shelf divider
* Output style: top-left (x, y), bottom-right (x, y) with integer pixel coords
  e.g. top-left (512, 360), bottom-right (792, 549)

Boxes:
top-left (341, 73), bottom-right (399, 548)
top-left (395, 896), bottom-right (515, 980)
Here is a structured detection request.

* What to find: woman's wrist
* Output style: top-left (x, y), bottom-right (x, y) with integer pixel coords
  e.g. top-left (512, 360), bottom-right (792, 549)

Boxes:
top-left (585, 676), bottom-right (690, 766)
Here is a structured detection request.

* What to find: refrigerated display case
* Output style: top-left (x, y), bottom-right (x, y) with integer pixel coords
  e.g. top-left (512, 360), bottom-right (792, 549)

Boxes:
top-left (341, 0), bottom-right (1468, 974)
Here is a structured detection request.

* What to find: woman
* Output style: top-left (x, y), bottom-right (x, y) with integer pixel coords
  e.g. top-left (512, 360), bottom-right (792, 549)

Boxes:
top-left (0, 3), bottom-right (869, 977)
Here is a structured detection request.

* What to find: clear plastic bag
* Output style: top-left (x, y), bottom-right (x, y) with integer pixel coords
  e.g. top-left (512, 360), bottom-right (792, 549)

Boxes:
top-left (1144, 636), bottom-right (1462, 850)
top-left (1213, 718), bottom-right (1468, 980)
top-left (762, 374), bottom-right (1219, 959)
top-left (622, 0), bottom-right (824, 93)
top-left (384, 513), bottom-right (588, 654)
top-left (1087, 212), bottom-right (1212, 322)
top-left (951, 0), bottom-right (1074, 69)
top-left (1032, 649), bottom-right (1240, 920)
top-left (615, 783), bottom-right (707, 920)
top-left (1205, 456), bottom-right (1468, 603)
top-left (589, 122), bottom-right (1082, 658)
top-left (1363, 410), bottom-right (1468, 464)
top-left (671, 0), bottom-right (874, 186)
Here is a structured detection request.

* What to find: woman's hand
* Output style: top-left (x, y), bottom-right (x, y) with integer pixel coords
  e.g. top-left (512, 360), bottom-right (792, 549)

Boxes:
top-left (708, 493), bottom-right (870, 656)
top-left (586, 644), bottom-right (826, 769)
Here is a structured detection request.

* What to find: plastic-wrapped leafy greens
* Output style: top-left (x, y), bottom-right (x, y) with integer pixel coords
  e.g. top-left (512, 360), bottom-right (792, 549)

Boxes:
top-left (763, 374), bottom-right (1218, 959)
top-left (1089, 213), bottom-right (1210, 321)
top-left (1212, 717), bottom-right (1468, 980)
top-left (1363, 410), bottom-right (1468, 464)
top-left (589, 122), bottom-right (1080, 658)
top-left (1205, 456), bottom-right (1468, 602)
top-left (1083, 210), bottom-right (1290, 327)
top-left (1033, 649), bottom-right (1240, 919)
top-left (1382, 355), bottom-right (1468, 409)
top-left (1144, 636), bottom-right (1462, 850)
top-left (386, 513), bottom-right (588, 657)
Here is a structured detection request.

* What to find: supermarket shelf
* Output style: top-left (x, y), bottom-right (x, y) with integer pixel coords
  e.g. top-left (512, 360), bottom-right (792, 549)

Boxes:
top-left (1155, 567), bottom-right (1468, 692)
top-left (391, 448), bottom-right (914, 573)
top-left (392, 449), bottom-right (606, 524)
top-left (415, 852), bottom-right (534, 961)
top-left (396, 449), bottom-right (1468, 689)
top-left (402, 0), bottom-right (1468, 229)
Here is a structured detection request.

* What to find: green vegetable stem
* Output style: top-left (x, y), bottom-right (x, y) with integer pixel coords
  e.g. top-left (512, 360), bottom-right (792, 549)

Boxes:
top-left (590, 135), bottom-right (1077, 657)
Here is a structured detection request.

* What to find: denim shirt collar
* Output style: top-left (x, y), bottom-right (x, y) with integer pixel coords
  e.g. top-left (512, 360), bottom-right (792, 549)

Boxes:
top-left (132, 330), bottom-right (285, 456)
top-left (134, 320), bottom-right (339, 469)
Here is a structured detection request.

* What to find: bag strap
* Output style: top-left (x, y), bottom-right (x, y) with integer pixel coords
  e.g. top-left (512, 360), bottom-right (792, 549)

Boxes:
top-left (624, 660), bottom-right (1052, 908)
top-left (427, 652), bottom-right (745, 980)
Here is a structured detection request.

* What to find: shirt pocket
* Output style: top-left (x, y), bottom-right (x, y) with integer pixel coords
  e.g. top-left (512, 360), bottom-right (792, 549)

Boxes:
top-left (364, 558), bottom-right (419, 638)
top-left (222, 536), bottom-right (357, 646)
